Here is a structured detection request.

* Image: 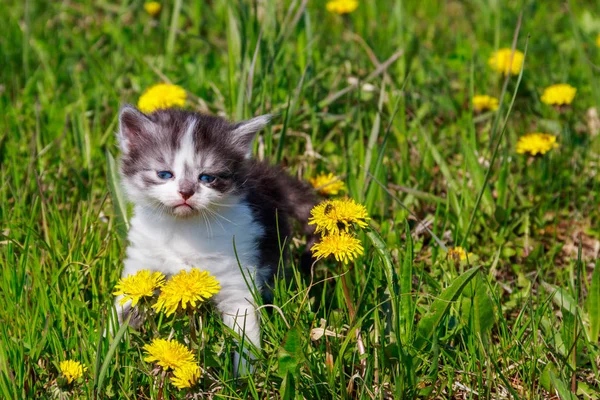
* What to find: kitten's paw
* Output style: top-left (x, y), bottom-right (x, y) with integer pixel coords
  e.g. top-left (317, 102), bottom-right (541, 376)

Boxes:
top-left (119, 305), bottom-right (144, 329)
top-left (114, 297), bottom-right (144, 330)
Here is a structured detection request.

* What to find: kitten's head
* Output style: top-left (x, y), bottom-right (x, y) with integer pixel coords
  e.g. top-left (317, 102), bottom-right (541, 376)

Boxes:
top-left (117, 105), bottom-right (270, 217)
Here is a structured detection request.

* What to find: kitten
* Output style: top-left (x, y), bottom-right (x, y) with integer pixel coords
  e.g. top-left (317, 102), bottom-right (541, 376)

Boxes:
top-left (115, 105), bottom-right (316, 375)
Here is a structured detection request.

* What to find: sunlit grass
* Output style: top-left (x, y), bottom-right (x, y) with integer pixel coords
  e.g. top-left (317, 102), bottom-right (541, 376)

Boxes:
top-left (1, 0), bottom-right (599, 398)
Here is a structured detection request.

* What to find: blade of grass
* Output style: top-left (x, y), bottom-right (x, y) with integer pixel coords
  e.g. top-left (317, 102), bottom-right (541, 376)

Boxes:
top-left (94, 314), bottom-right (130, 397)
top-left (587, 260), bottom-right (600, 341)
top-left (414, 266), bottom-right (481, 351)
top-left (363, 80), bottom-right (386, 182)
top-left (366, 228), bottom-right (400, 336)
top-left (461, 17), bottom-right (528, 247)
top-left (400, 220), bottom-right (414, 343)
top-left (276, 66), bottom-right (307, 163)
top-left (166, 0), bottom-right (183, 61)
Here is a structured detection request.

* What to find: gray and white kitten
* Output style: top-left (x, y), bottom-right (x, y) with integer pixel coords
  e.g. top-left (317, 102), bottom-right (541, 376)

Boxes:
top-left (115, 105), bottom-right (316, 374)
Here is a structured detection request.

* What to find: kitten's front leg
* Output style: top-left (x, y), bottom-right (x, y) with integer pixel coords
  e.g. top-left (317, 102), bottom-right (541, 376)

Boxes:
top-left (214, 288), bottom-right (261, 376)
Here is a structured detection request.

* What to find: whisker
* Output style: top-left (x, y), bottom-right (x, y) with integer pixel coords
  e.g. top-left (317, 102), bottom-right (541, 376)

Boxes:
top-left (205, 206), bottom-right (237, 225)
top-left (205, 210), bottom-right (215, 238)
top-left (200, 209), bottom-right (212, 238)
top-left (205, 201), bottom-right (238, 208)
top-left (204, 207), bottom-right (226, 232)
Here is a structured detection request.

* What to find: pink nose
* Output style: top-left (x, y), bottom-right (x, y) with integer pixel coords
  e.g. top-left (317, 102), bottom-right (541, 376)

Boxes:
top-left (179, 190), bottom-right (194, 200)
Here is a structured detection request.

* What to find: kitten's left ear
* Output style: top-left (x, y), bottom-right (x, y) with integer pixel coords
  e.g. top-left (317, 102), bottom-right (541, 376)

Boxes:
top-left (230, 114), bottom-right (271, 158)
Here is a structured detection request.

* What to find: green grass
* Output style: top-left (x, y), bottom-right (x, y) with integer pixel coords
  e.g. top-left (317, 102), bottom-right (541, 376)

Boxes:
top-left (1, 0), bottom-right (600, 398)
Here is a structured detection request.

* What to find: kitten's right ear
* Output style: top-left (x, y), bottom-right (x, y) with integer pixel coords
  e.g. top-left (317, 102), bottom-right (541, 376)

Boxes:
top-left (117, 104), bottom-right (154, 154)
top-left (230, 114), bottom-right (272, 158)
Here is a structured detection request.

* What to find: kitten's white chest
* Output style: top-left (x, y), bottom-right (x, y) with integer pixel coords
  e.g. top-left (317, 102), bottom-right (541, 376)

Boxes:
top-left (124, 202), bottom-right (264, 282)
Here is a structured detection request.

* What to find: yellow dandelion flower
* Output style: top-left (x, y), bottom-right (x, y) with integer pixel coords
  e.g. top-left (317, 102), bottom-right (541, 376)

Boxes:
top-left (596, 33), bottom-right (600, 48)
top-left (311, 232), bottom-right (364, 264)
top-left (153, 269), bottom-right (220, 316)
top-left (143, 338), bottom-right (196, 371)
top-left (138, 83), bottom-right (186, 114)
top-left (144, 2), bottom-right (161, 17)
top-left (59, 360), bottom-right (86, 384)
top-left (171, 364), bottom-right (201, 389)
top-left (326, 0), bottom-right (358, 14)
top-left (113, 270), bottom-right (165, 307)
top-left (308, 198), bottom-right (370, 235)
top-left (310, 173), bottom-right (346, 196)
top-left (488, 48), bottom-right (524, 76)
top-left (516, 133), bottom-right (559, 156)
top-left (473, 95), bottom-right (499, 112)
top-left (540, 83), bottom-right (576, 106)
top-left (447, 247), bottom-right (472, 262)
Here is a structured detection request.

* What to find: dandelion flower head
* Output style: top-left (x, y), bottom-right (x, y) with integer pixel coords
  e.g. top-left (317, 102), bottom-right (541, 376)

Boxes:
top-left (311, 231), bottom-right (364, 264)
top-left (516, 133), bottom-right (558, 156)
top-left (171, 364), bottom-right (201, 389)
top-left (310, 173), bottom-right (346, 195)
top-left (143, 338), bottom-right (196, 370)
top-left (113, 270), bottom-right (165, 307)
top-left (447, 246), bottom-right (472, 262)
top-left (596, 33), bottom-right (600, 48)
top-left (144, 2), bottom-right (161, 17)
top-left (540, 83), bottom-right (576, 106)
top-left (473, 95), bottom-right (499, 112)
top-left (309, 198), bottom-right (370, 235)
top-left (59, 360), bottom-right (86, 384)
top-left (326, 0), bottom-right (358, 14)
top-left (138, 83), bottom-right (186, 113)
top-left (488, 48), bottom-right (524, 76)
top-left (153, 269), bottom-right (221, 316)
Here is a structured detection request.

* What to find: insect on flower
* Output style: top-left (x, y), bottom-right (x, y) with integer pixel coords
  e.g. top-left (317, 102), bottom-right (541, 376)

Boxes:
top-left (309, 198), bottom-right (370, 236)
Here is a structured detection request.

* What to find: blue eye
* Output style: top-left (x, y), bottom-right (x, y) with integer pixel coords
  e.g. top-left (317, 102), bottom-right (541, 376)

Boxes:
top-left (199, 174), bottom-right (216, 183)
top-left (157, 171), bottom-right (174, 179)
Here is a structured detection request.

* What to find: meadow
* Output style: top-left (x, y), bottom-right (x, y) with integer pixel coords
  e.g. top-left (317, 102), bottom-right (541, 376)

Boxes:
top-left (1, 0), bottom-right (600, 398)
